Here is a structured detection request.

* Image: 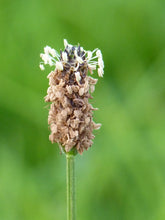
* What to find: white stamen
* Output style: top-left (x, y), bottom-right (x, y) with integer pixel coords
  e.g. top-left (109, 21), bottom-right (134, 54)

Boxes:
top-left (77, 56), bottom-right (83, 64)
top-left (98, 58), bottom-right (104, 68)
top-left (88, 61), bottom-right (98, 65)
top-left (62, 52), bottom-right (68, 62)
top-left (56, 61), bottom-right (63, 71)
top-left (87, 51), bottom-right (92, 60)
top-left (74, 63), bottom-right (79, 71)
top-left (40, 41), bottom-right (104, 79)
top-left (75, 72), bottom-right (81, 83)
top-left (48, 59), bottom-right (54, 66)
top-left (88, 64), bottom-right (96, 70)
top-left (74, 50), bottom-right (83, 64)
top-left (50, 48), bottom-right (56, 57)
top-left (40, 53), bottom-right (44, 59)
top-left (64, 39), bottom-right (72, 49)
top-left (64, 39), bottom-right (68, 48)
top-left (44, 46), bottom-right (51, 54)
top-left (39, 64), bottom-right (45, 70)
top-left (96, 49), bottom-right (102, 58)
top-left (40, 53), bottom-right (50, 64)
top-left (44, 46), bottom-right (60, 59)
top-left (74, 50), bottom-right (78, 56)
top-left (87, 56), bottom-right (98, 61)
top-left (98, 68), bottom-right (104, 77)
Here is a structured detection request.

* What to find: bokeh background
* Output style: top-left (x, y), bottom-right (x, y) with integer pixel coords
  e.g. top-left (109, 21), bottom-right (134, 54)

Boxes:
top-left (0, 0), bottom-right (165, 219)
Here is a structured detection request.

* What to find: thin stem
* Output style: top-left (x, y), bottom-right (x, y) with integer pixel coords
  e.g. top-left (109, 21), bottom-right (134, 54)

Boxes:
top-left (66, 154), bottom-right (76, 220)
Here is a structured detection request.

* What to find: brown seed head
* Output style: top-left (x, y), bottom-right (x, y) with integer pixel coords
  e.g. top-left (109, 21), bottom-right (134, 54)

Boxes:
top-left (40, 40), bottom-right (104, 154)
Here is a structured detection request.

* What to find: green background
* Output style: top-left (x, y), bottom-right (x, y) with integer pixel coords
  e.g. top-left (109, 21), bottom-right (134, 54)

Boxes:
top-left (0, 0), bottom-right (165, 219)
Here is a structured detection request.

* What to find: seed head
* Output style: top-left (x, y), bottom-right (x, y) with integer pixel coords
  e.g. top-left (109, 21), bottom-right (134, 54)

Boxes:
top-left (40, 39), bottom-right (104, 154)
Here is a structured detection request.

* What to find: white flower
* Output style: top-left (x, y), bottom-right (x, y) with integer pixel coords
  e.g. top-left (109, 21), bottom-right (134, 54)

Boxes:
top-left (56, 61), bottom-right (63, 71)
top-left (39, 64), bottom-right (45, 70)
top-left (75, 72), bottom-right (81, 83)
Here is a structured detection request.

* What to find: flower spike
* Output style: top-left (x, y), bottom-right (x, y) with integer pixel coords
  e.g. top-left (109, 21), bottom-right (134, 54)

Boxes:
top-left (39, 40), bottom-right (104, 154)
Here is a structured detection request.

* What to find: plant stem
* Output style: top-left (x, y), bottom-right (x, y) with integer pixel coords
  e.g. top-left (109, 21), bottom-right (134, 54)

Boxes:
top-left (66, 153), bottom-right (75, 220)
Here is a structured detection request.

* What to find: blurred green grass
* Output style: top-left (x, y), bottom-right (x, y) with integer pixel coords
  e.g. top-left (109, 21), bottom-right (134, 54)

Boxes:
top-left (0, 0), bottom-right (165, 219)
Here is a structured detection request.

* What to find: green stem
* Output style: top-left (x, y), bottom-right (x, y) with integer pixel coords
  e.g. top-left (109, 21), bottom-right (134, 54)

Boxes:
top-left (66, 153), bottom-right (76, 220)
